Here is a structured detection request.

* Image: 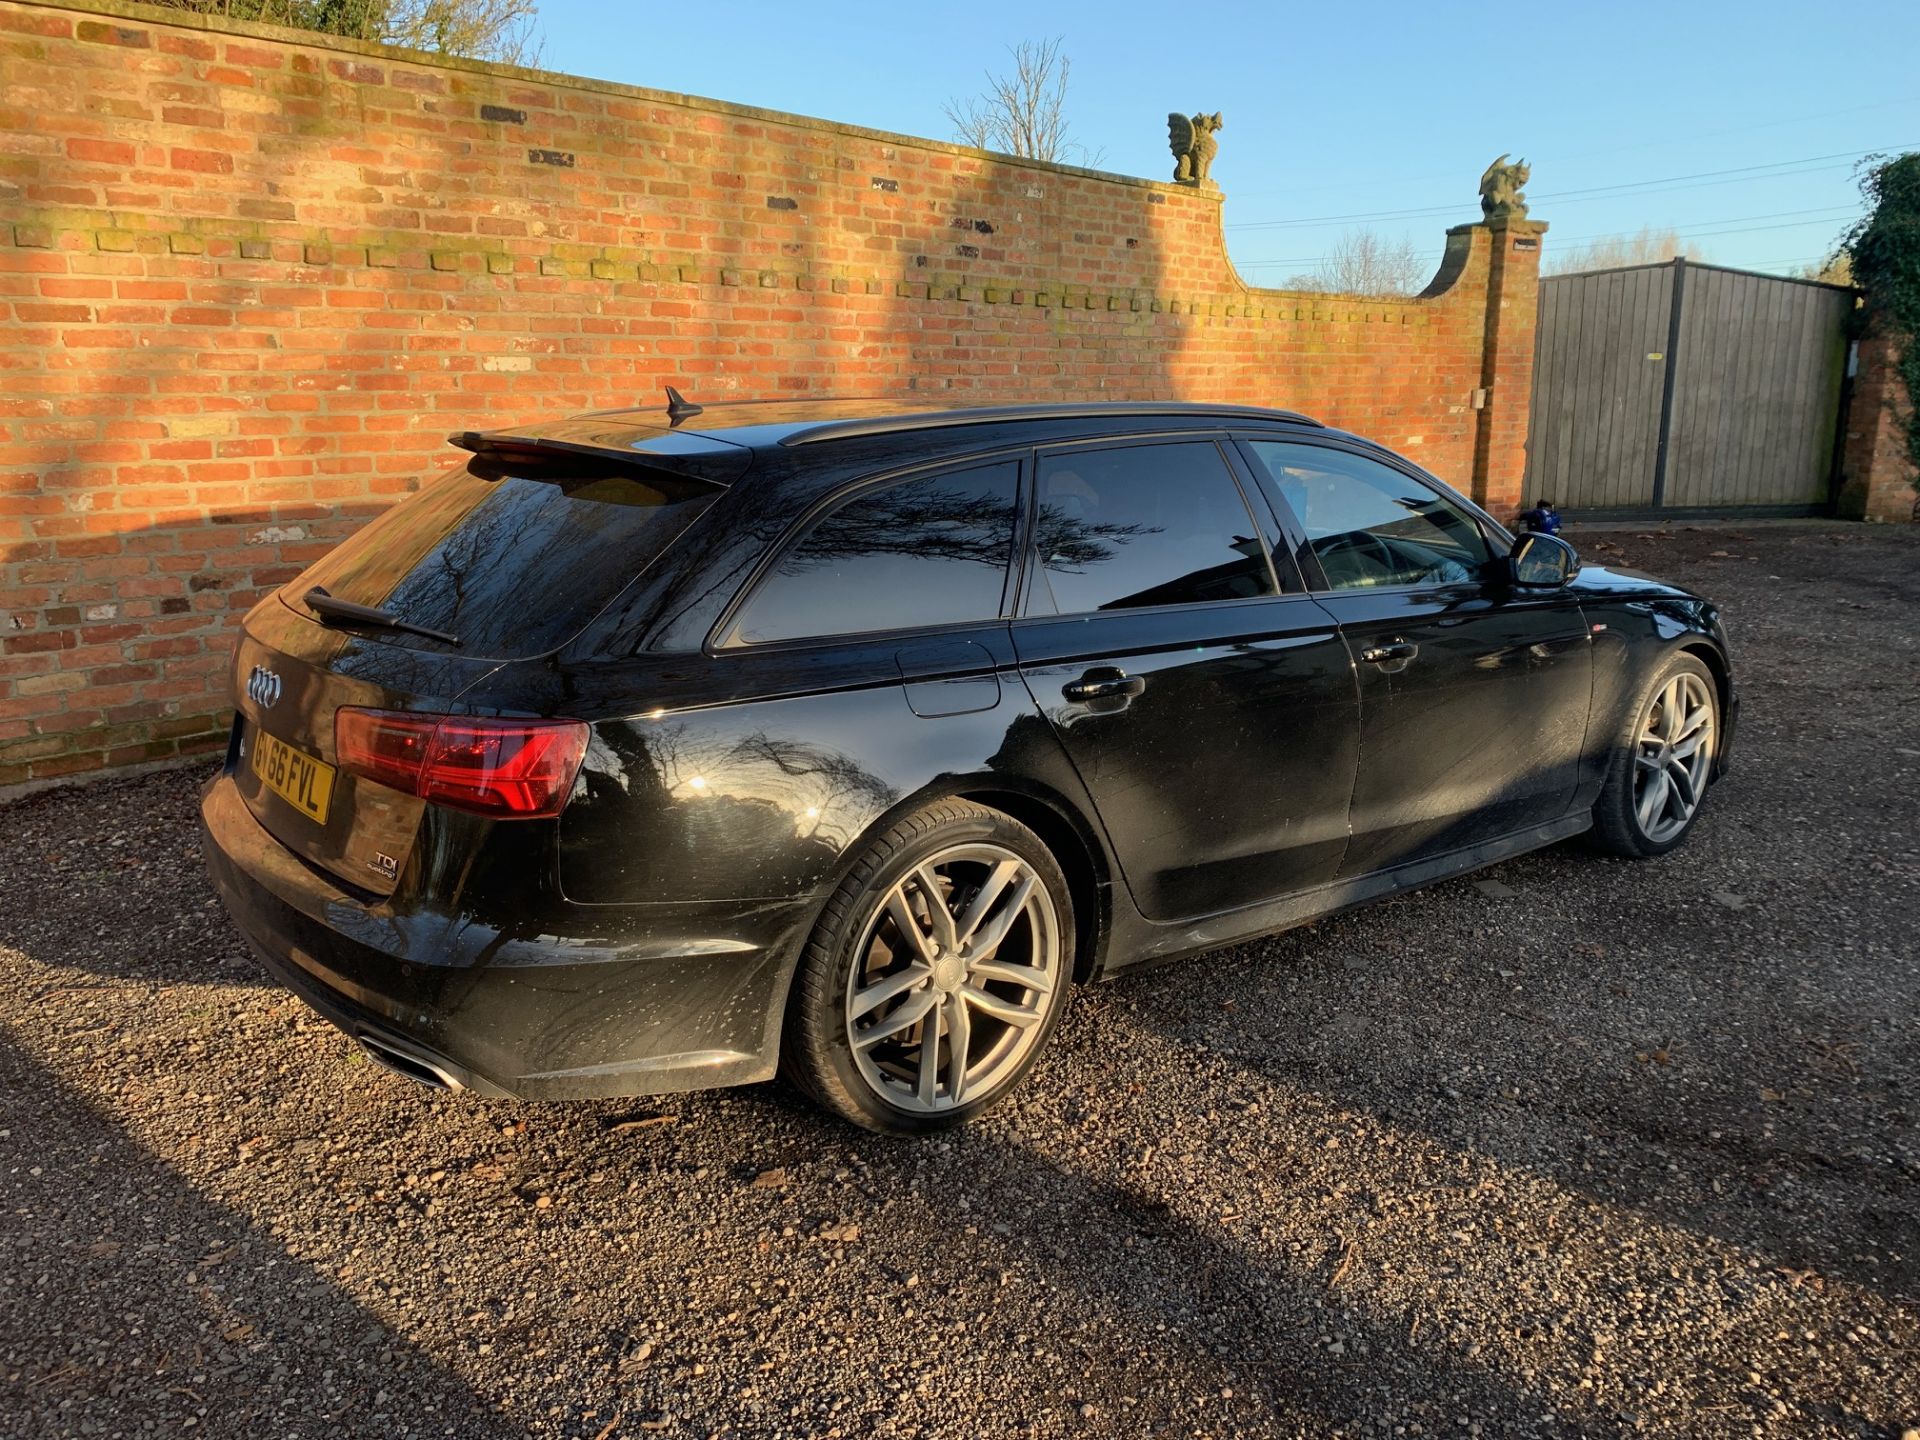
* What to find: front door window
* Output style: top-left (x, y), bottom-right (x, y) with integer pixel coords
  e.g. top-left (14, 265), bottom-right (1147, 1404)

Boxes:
top-left (1245, 442), bottom-right (1493, 591)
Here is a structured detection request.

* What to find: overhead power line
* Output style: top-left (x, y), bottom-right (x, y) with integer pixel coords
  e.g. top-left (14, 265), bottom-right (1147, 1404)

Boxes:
top-left (1550, 95), bottom-right (1920, 163)
top-left (1236, 211), bottom-right (1866, 276)
top-left (1228, 94), bottom-right (1920, 204)
top-left (1233, 207), bottom-right (1865, 272)
top-left (1549, 205), bottom-right (1864, 247)
top-left (1224, 144), bottom-right (1911, 232)
top-left (1527, 152), bottom-right (1893, 203)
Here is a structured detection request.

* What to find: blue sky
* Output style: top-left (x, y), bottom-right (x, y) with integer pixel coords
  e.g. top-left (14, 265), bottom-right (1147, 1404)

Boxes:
top-left (534, 0), bottom-right (1919, 282)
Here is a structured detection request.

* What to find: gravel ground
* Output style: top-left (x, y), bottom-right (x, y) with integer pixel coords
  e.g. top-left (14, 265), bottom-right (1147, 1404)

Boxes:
top-left (2, 520), bottom-right (1918, 1440)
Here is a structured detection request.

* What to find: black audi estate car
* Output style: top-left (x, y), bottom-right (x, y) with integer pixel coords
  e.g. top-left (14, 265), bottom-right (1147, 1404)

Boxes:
top-left (200, 397), bottom-right (1736, 1133)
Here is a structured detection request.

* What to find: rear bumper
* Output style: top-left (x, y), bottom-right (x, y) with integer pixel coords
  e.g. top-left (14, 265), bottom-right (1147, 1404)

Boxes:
top-left (198, 772), bottom-right (819, 1100)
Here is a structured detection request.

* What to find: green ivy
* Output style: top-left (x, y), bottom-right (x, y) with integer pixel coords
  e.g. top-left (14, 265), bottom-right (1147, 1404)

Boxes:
top-left (1844, 154), bottom-right (1920, 489)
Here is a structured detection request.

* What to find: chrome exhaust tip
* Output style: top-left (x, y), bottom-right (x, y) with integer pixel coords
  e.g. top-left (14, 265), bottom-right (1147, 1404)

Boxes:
top-left (357, 1034), bottom-right (465, 1091)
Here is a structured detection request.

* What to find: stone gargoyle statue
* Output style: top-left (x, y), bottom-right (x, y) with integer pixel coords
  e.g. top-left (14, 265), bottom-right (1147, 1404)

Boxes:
top-left (1168, 112), bottom-right (1224, 185)
top-left (1479, 154), bottom-right (1531, 220)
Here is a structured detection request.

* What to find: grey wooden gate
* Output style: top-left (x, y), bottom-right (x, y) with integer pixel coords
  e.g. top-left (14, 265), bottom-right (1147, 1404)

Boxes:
top-left (1525, 259), bottom-right (1855, 515)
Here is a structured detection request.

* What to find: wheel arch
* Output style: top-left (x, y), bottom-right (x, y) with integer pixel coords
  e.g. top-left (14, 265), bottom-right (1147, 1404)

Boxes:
top-left (947, 783), bottom-right (1113, 983)
top-left (806, 774), bottom-right (1114, 986)
top-left (1675, 639), bottom-right (1733, 777)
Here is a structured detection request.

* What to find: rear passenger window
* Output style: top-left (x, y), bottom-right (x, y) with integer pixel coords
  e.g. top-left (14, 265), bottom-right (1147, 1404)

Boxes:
top-left (1028, 443), bottom-right (1275, 615)
top-left (733, 462), bottom-right (1017, 644)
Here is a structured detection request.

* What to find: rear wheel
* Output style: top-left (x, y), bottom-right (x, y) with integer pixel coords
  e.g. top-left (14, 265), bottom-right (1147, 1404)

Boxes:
top-left (1588, 653), bottom-right (1719, 857)
top-left (782, 800), bottom-right (1073, 1134)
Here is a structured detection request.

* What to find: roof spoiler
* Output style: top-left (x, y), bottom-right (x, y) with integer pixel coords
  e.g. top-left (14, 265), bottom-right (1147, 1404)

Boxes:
top-left (447, 424), bottom-right (750, 485)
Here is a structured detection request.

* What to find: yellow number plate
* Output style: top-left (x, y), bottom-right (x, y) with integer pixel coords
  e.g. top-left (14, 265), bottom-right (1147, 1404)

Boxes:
top-left (250, 729), bottom-right (336, 824)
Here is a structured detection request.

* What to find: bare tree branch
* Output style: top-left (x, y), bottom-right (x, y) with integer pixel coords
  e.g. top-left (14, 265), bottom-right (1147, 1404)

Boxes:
top-left (1545, 226), bottom-right (1705, 276)
top-left (147, 0), bottom-right (543, 64)
top-left (384, 0), bottom-right (542, 65)
top-left (944, 38), bottom-right (1105, 168)
top-left (1794, 252), bottom-right (1854, 285)
top-left (1283, 230), bottom-right (1430, 297)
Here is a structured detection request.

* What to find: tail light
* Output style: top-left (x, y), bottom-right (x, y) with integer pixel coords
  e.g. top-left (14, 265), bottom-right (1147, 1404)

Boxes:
top-left (335, 708), bottom-right (590, 819)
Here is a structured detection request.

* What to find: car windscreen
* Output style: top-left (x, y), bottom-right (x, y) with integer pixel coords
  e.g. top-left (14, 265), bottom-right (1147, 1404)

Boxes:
top-left (287, 456), bottom-right (720, 659)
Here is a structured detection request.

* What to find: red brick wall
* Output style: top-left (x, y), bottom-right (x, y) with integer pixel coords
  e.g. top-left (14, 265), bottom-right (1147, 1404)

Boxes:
top-left (0, 0), bottom-right (1535, 789)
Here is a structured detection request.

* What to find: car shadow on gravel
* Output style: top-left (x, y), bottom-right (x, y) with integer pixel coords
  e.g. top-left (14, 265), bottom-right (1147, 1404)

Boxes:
top-left (905, 1128), bottom-right (1627, 1435)
top-left (0, 761), bottom-right (279, 991)
top-left (1113, 836), bottom-right (1920, 1312)
top-left (0, 1030), bottom-right (515, 1438)
top-left (529, 1074), bottom-right (1630, 1436)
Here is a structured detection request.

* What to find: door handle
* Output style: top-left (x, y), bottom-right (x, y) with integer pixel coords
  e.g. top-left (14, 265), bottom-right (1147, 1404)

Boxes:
top-left (1361, 640), bottom-right (1419, 667)
top-left (1062, 667), bottom-right (1146, 703)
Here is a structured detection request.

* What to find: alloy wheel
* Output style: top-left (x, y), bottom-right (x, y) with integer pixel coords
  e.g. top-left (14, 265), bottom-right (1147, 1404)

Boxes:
top-left (844, 843), bottom-right (1061, 1114)
top-left (1634, 671), bottom-right (1715, 844)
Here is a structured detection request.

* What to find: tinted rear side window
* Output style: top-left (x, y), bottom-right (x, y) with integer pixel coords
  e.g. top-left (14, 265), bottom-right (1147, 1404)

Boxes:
top-left (1028, 442), bottom-right (1275, 614)
top-left (292, 459), bottom-right (717, 659)
top-left (733, 462), bottom-right (1018, 645)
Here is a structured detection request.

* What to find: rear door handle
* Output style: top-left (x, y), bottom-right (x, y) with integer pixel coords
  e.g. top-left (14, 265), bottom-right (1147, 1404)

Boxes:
top-left (1361, 640), bottom-right (1418, 668)
top-left (1062, 667), bottom-right (1146, 703)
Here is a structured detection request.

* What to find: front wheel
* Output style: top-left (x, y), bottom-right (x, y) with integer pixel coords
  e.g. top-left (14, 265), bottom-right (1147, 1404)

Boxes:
top-left (781, 800), bottom-right (1074, 1134)
top-left (1588, 653), bottom-right (1720, 857)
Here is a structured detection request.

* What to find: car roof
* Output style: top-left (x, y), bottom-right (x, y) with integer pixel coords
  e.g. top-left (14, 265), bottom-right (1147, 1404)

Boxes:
top-left (606, 397), bottom-right (1323, 448)
top-left (464, 397), bottom-right (1336, 478)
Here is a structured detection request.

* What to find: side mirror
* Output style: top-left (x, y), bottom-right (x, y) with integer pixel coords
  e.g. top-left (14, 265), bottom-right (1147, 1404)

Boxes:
top-left (1509, 531), bottom-right (1579, 589)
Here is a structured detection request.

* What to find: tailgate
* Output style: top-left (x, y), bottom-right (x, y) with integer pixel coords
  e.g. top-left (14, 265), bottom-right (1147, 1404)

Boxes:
top-left (228, 601), bottom-right (505, 897)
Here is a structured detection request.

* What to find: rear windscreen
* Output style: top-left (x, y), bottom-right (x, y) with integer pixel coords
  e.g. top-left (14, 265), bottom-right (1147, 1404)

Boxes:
top-left (289, 458), bottom-right (718, 659)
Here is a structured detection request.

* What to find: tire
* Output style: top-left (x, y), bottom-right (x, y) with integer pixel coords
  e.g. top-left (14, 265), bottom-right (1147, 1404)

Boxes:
top-left (1587, 652), bottom-right (1720, 858)
top-left (781, 799), bottom-right (1074, 1134)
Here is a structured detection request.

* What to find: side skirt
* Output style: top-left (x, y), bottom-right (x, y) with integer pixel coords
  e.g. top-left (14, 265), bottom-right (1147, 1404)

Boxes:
top-left (1099, 812), bottom-right (1593, 977)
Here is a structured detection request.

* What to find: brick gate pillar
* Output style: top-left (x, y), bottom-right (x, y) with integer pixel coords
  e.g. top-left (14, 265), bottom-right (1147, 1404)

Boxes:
top-left (1837, 317), bottom-right (1917, 523)
top-left (1469, 216), bottom-right (1549, 518)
